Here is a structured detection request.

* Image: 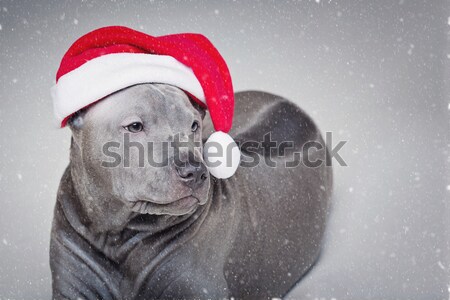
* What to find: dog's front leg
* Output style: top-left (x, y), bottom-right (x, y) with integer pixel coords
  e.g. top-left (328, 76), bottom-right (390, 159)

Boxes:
top-left (50, 232), bottom-right (121, 300)
top-left (156, 269), bottom-right (230, 300)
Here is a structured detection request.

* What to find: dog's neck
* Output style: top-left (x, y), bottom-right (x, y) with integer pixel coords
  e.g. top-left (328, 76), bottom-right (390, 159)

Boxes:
top-left (60, 139), bottom-right (212, 263)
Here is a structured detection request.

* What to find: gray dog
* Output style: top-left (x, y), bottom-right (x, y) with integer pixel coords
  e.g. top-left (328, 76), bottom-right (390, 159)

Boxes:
top-left (50, 83), bottom-right (332, 299)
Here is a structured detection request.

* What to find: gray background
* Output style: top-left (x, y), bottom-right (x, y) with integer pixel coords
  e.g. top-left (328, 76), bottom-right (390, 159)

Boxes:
top-left (0, 0), bottom-right (449, 299)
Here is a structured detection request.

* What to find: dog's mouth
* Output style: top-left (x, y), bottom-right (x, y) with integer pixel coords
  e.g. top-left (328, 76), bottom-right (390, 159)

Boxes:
top-left (128, 196), bottom-right (199, 216)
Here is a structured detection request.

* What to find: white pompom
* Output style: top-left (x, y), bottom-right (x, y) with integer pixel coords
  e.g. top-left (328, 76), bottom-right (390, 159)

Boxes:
top-left (203, 131), bottom-right (241, 179)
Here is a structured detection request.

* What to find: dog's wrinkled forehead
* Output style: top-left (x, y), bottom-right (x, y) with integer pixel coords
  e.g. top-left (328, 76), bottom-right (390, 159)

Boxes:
top-left (70, 83), bottom-right (201, 130)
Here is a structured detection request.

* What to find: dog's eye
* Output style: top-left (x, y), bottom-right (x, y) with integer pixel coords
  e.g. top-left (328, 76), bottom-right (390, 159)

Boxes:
top-left (124, 122), bottom-right (143, 133)
top-left (191, 121), bottom-right (199, 132)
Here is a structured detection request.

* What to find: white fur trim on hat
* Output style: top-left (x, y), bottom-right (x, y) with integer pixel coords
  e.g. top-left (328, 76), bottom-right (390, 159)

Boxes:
top-left (51, 53), bottom-right (206, 125)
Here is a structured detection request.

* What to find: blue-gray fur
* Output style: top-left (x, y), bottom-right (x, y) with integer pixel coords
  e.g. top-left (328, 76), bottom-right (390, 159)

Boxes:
top-left (50, 83), bottom-right (332, 299)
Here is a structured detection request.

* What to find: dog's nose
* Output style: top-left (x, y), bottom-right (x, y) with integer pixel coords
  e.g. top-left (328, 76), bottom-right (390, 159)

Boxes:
top-left (176, 162), bottom-right (208, 189)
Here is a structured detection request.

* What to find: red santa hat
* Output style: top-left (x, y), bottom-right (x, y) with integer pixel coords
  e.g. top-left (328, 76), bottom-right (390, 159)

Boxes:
top-left (51, 26), bottom-right (240, 179)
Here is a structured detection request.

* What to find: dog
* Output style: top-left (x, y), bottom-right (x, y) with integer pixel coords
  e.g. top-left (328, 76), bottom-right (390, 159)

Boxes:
top-left (50, 83), bottom-right (332, 299)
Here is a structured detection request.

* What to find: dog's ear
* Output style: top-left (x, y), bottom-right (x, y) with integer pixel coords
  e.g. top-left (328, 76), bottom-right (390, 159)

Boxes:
top-left (189, 97), bottom-right (206, 120)
top-left (67, 109), bottom-right (87, 130)
top-left (67, 109), bottom-right (87, 146)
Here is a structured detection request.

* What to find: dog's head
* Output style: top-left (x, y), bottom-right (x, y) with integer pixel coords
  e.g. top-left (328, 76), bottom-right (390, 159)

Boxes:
top-left (68, 83), bottom-right (210, 219)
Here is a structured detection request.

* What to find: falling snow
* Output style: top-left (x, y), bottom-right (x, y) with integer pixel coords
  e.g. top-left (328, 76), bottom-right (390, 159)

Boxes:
top-left (0, 1), bottom-right (447, 299)
top-left (407, 44), bottom-right (415, 55)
